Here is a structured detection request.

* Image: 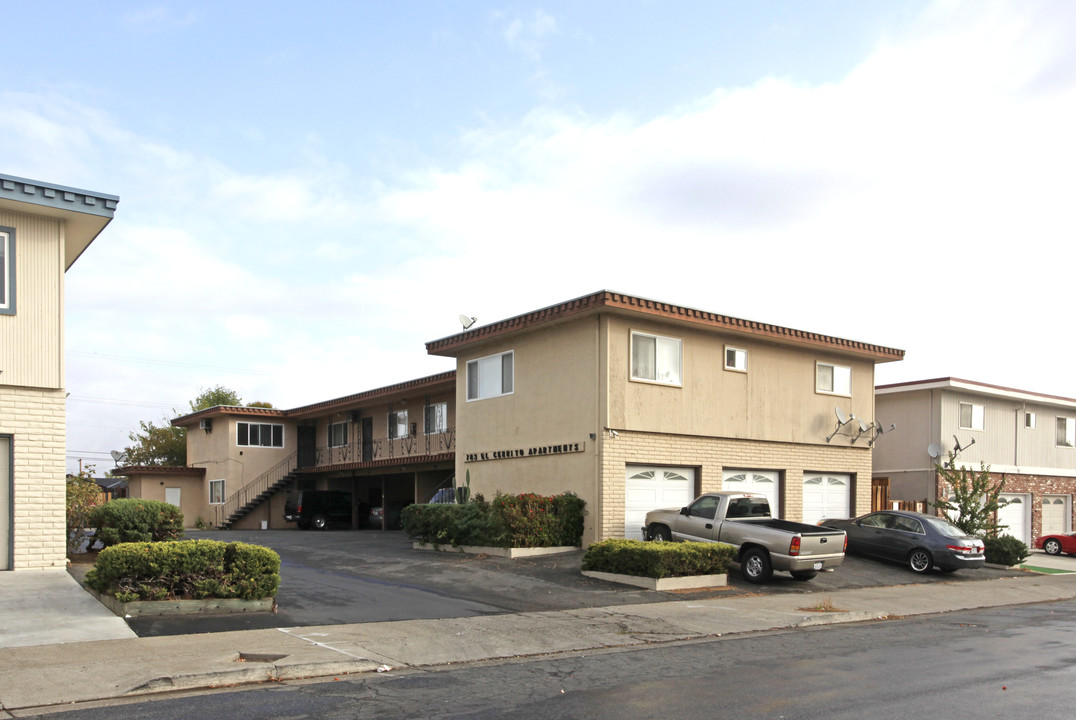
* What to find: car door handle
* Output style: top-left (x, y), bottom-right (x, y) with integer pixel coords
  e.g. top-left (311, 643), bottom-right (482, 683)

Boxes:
top-left (705, 523), bottom-right (713, 529)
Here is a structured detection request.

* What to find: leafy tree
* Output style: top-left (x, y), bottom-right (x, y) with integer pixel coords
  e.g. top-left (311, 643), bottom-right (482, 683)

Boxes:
top-left (246, 400), bottom-right (275, 408)
top-left (123, 418), bottom-right (186, 466)
top-left (191, 385), bottom-right (243, 411)
top-left (930, 451), bottom-right (1005, 537)
top-left (67, 465), bottom-right (103, 556)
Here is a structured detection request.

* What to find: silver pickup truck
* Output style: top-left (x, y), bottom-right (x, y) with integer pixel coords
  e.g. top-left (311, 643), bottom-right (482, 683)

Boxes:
top-left (642, 492), bottom-right (847, 584)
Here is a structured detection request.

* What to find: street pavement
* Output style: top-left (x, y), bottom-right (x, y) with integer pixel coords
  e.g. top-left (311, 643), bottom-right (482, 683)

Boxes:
top-left (1, 549), bottom-right (1074, 716)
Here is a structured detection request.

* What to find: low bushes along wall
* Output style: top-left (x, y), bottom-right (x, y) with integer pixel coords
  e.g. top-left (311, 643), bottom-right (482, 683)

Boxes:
top-left (401, 492), bottom-right (586, 548)
top-left (581, 539), bottom-right (735, 579)
top-left (89, 498), bottom-right (184, 548)
top-left (984, 535), bottom-right (1030, 566)
top-left (84, 539), bottom-right (280, 602)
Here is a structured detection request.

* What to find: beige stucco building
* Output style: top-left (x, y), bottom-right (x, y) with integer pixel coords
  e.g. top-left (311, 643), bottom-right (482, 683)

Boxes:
top-left (0, 173), bottom-right (118, 570)
top-left (149, 291), bottom-right (903, 546)
top-left (427, 291), bottom-right (904, 546)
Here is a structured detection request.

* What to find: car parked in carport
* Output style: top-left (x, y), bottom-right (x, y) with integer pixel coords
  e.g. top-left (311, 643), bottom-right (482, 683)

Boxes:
top-left (819, 510), bottom-right (985, 574)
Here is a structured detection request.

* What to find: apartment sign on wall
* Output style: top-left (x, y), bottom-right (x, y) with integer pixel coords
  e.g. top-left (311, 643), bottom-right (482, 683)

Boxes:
top-left (465, 442), bottom-right (585, 463)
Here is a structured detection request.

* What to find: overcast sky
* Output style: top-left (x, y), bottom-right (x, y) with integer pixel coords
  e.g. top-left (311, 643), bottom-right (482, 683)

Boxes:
top-left (1, 1), bottom-right (1073, 473)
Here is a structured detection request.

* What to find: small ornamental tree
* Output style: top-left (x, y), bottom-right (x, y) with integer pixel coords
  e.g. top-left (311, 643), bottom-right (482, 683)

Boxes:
top-left (66, 466), bottom-right (103, 556)
top-left (930, 451), bottom-right (1005, 538)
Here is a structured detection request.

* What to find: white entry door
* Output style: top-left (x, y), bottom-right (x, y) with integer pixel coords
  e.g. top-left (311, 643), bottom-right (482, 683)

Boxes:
top-left (802, 474), bottom-right (850, 525)
top-left (1042, 495), bottom-right (1069, 536)
top-left (165, 487), bottom-right (181, 508)
top-left (998, 494), bottom-right (1030, 544)
top-left (723, 470), bottom-right (780, 515)
top-left (625, 466), bottom-right (694, 540)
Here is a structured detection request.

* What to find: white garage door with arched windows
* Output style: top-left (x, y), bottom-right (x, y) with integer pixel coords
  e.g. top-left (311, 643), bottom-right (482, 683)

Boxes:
top-left (625, 466), bottom-right (695, 540)
top-left (723, 470), bottom-right (780, 515)
top-left (802, 474), bottom-right (850, 525)
top-left (1042, 495), bottom-right (1070, 536)
top-left (998, 494), bottom-right (1031, 544)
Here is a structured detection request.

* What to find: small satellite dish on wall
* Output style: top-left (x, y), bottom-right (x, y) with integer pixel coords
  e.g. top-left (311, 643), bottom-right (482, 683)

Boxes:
top-left (927, 443), bottom-right (942, 459)
top-left (459, 314), bottom-right (477, 330)
top-left (835, 407), bottom-right (849, 425)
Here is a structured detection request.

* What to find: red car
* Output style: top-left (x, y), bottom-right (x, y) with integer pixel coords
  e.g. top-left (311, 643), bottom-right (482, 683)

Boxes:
top-left (1034, 533), bottom-right (1076, 556)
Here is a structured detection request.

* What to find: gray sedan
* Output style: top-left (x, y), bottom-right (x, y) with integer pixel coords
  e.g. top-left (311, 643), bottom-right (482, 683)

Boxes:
top-left (819, 510), bottom-right (985, 574)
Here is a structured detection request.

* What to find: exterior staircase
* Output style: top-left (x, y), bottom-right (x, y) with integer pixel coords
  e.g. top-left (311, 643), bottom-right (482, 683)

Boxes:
top-left (214, 452), bottom-right (298, 529)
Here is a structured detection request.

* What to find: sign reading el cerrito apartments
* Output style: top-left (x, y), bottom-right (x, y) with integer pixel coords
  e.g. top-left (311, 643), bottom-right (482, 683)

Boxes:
top-left (465, 442), bottom-right (585, 463)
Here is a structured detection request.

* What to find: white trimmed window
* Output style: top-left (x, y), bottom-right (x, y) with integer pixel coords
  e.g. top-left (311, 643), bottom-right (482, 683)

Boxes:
top-left (389, 409), bottom-right (409, 439)
top-left (1025, 412), bottom-right (1036, 429)
top-left (425, 402), bottom-right (448, 434)
top-left (466, 351), bottom-right (514, 401)
top-left (1057, 417), bottom-right (1075, 448)
top-left (209, 479), bottom-right (225, 505)
top-left (237, 422), bottom-right (284, 448)
top-left (631, 332), bottom-right (682, 386)
top-left (816, 362), bottom-right (851, 396)
top-left (0, 226), bottom-right (14, 316)
top-left (725, 346), bottom-right (747, 372)
top-left (328, 421), bottom-right (348, 447)
top-left (959, 403), bottom-right (985, 431)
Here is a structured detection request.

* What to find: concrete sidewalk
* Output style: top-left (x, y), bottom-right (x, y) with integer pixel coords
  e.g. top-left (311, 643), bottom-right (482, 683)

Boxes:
top-left (2, 570), bottom-right (1075, 714)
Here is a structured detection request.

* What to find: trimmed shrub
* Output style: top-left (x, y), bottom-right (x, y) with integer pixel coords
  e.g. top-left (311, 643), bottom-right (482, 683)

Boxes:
top-left (581, 539), bottom-right (735, 579)
top-left (89, 498), bottom-right (184, 548)
top-left (984, 535), bottom-right (1030, 566)
top-left (85, 539), bottom-right (280, 601)
top-left (401, 492), bottom-right (586, 548)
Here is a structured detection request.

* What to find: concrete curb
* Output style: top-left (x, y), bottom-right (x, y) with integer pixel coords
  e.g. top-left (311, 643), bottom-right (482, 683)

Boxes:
top-left (412, 542), bottom-right (579, 558)
top-left (581, 570), bottom-right (727, 590)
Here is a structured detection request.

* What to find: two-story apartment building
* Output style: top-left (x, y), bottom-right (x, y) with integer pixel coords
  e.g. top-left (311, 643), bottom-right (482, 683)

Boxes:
top-left (427, 291), bottom-right (905, 545)
top-left (120, 372), bottom-right (456, 529)
top-left (874, 378), bottom-right (1076, 545)
top-left (0, 173), bottom-right (118, 570)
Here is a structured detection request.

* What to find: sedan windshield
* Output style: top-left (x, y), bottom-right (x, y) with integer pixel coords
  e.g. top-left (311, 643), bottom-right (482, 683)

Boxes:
top-left (924, 517), bottom-right (971, 538)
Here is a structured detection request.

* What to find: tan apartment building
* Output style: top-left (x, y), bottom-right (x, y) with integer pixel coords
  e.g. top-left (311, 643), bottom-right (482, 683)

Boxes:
top-left (874, 378), bottom-right (1076, 545)
top-left (0, 173), bottom-right (118, 570)
top-left (427, 291), bottom-right (905, 546)
top-left (122, 372), bottom-right (457, 529)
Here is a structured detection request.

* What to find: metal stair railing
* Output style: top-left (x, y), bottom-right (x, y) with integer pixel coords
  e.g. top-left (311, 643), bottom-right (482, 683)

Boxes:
top-left (214, 451), bottom-right (298, 528)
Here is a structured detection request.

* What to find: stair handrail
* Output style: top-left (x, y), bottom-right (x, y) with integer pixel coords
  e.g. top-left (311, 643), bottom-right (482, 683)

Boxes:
top-left (214, 451), bottom-right (298, 527)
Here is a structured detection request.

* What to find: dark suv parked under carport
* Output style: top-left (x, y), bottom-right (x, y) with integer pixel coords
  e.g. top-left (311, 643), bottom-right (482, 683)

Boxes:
top-left (284, 490), bottom-right (364, 529)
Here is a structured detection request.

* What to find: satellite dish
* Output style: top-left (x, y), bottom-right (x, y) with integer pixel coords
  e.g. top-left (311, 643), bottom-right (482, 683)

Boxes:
top-left (927, 443), bottom-right (942, 459)
top-left (858, 418), bottom-right (869, 433)
top-left (835, 407), bottom-right (849, 425)
top-left (459, 314), bottom-right (476, 330)
top-left (110, 450), bottom-right (127, 463)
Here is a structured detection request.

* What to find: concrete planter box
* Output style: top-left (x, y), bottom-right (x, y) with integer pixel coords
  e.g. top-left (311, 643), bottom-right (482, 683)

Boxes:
top-left (582, 570), bottom-right (727, 591)
top-left (90, 589), bottom-right (275, 618)
top-left (413, 542), bottom-right (579, 558)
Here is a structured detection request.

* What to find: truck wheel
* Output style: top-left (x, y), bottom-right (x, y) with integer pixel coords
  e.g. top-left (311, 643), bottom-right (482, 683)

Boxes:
top-left (312, 514), bottom-right (328, 531)
top-left (648, 525), bottom-right (671, 542)
top-left (790, 571), bottom-right (817, 581)
top-left (907, 548), bottom-right (933, 573)
top-left (741, 548), bottom-right (773, 584)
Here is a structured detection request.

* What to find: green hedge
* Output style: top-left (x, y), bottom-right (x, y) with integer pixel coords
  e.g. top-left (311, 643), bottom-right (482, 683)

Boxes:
top-left (89, 498), bottom-right (184, 548)
top-left (581, 539), bottom-right (735, 579)
top-left (84, 539), bottom-right (280, 602)
top-left (401, 492), bottom-right (586, 548)
top-left (984, 535), bottom-right (1030, 566)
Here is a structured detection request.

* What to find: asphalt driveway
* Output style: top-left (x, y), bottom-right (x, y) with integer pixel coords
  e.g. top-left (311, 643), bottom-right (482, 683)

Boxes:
top-left (117, 528), bottom-right (1026, 637)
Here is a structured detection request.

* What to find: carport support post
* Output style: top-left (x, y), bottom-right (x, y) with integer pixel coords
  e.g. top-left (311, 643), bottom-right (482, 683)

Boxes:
top-left (379, 476), bottom-right (386, 530)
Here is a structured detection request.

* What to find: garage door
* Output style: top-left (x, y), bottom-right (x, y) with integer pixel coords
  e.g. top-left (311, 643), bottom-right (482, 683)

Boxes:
top-left (625, 466), bottom-right (694, 540)
top-left (998, 494), bottom-right (1030, 544)
top-left (723, 470), bottom-right (780, 515)
top-left (802, 474), bottom-right (850, 525)
top-left (1042, 495), bottom-right (1069, 536)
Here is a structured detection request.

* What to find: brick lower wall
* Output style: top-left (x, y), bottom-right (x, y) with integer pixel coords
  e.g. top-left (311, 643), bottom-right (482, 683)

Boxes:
top-left (0, 387), bottom-right (67, 570)
top-left (598, 430), bottom-right (873, 542)
top-left (935, 470), bottom-right (1076, 540)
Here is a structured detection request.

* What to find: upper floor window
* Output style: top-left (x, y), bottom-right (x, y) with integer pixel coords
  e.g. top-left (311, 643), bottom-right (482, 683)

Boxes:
top-left (959, 403), bottom-right (985, 431)
top-left (388, 409), bottom-right (410, 439)
top-left (1025, 412), bottom-right (1037, 429)
top-left (425, 402), bottom-right (448, 434)
top-left (631, 332), bottom-right (682, 386)
top-left (0, 226), bottom-right (14, 316)
top-left (725, 346), bottom-right (747, 372)
top-left (467, 350), bottom-right (514, 401)
top-left (816, 362), bottom-right (851, 396)
top-left (237, 422), bottom-right (284, 448)
top-left (328, 421), bottom-right (348, 447)
top-left (1057, 417), bottom-right (1075, 448)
